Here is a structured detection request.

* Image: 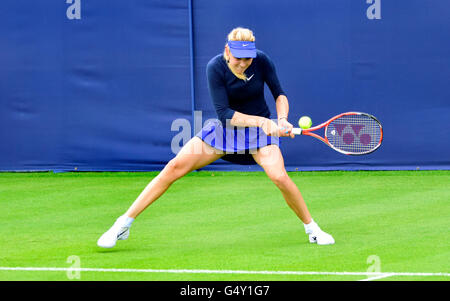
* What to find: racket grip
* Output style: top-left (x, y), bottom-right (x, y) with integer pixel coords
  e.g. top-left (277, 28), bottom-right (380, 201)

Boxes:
top-left (292, 128), bottom-right (302, 135)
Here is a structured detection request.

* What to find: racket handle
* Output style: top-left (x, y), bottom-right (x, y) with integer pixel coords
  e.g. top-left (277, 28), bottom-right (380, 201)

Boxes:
top-left (292, 128), bottom-right (302, 135)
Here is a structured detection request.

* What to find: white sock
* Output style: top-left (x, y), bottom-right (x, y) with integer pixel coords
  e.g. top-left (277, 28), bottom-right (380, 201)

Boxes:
top-left (118, 215), bottom-right (134, 227)
top-left (304, 219), bottom-right (320, 234)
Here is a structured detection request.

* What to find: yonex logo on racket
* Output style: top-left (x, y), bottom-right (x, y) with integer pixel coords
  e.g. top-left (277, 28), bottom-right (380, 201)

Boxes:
top-left (330, 123), bottom-right (372, 146)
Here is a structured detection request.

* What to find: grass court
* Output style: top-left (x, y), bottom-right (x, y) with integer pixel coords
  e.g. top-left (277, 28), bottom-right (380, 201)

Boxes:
top-left (0, 170), bottom-right (448, 281)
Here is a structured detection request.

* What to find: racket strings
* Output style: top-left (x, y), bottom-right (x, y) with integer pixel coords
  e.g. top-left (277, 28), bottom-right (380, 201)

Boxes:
top-left (326, 114), bottom-right (382, 154)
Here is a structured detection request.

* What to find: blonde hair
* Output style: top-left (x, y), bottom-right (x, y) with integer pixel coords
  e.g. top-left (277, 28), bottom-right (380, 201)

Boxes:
top-left (227, 27), bottom-right (256, 43)
top-left (223, 27), bottom-right (256, 81)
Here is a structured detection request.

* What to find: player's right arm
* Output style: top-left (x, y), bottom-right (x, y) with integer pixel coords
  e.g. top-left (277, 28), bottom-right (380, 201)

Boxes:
top-left (230, 111), bottom-right (280, 136)
top-left (206, 59), bottom-right (281, 136)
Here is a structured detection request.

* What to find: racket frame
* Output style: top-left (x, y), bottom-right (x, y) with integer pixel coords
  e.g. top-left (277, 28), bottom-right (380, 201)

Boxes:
top-left (292, 112), bottom-right (383, 155)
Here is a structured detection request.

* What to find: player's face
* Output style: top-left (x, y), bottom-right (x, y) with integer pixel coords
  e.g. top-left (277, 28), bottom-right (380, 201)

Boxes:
top-left (227, 49), bottom-right (253, 74)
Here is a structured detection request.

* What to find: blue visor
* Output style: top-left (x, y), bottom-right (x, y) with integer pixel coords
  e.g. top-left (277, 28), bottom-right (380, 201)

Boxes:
top-left (227, 40), bottom-right (257, 58)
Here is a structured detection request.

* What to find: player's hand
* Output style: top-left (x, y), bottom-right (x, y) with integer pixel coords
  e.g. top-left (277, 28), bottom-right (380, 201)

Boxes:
top-left (260, 118), bottom-right (280, 137)
top-left (278, 118), bottom-right (294, 138)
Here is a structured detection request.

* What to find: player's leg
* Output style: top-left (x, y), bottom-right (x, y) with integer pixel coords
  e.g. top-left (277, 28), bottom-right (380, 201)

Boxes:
top-left (125, 137), bottom-right (223, 219)
top-left (252, 144), bottom-right (312, 223)
top-left (252, 144), bottom-right (334, 245)
top-left (97, 137), bottom-right (223, 248)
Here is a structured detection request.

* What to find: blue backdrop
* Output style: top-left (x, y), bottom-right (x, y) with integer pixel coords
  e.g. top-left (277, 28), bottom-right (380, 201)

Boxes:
top-left (1, 0), bottom-right (449, 171)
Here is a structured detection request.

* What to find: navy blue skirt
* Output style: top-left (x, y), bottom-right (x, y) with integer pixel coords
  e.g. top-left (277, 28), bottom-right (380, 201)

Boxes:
top-left (195, 119), bottom-right (280, 165)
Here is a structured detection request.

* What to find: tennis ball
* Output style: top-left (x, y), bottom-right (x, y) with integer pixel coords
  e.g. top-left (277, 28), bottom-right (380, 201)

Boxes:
top-left (298, 116), bottom-right (312, 129)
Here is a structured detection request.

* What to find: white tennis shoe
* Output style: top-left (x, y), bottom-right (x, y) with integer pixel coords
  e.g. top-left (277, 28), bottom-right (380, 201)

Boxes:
top-left (304, 219), bottom-right (335, 245)
top-left (308, 230), bottom-right (335, 245)
top-left (97, 216), bottom-right (131, 248)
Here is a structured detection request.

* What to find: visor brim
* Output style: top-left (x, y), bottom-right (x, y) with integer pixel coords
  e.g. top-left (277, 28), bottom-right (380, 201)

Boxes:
top-left (229, 48), bottom-right (257, 58)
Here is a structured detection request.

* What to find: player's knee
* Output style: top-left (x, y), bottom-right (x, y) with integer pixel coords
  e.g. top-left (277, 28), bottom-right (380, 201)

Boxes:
top-left (164, 158), bottom-right (190, 182)
top-left (270, 172), bottom-right (290, 189)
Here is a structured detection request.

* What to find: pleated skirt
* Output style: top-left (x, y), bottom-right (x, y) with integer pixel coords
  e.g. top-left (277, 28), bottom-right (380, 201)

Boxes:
top-left (195, 119), bottom-right (280, 165)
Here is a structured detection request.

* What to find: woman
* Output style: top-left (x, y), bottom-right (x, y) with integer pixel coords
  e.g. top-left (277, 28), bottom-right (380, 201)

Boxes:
top-left (97, 27), bottom-right (334, 248)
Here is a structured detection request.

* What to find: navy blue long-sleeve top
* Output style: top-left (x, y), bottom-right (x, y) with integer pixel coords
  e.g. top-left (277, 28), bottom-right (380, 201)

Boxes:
top-left (206, 50), bottom-right (285, 126)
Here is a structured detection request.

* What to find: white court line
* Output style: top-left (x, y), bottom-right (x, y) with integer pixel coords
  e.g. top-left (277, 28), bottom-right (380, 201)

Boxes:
top-left (359, 273), bottom-right (395, 281)
top-left (0, 267), bottom-right (449, 278)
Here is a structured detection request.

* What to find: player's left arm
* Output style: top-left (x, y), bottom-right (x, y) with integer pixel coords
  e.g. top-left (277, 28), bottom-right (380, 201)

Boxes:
top-left (276, 95), bottom-right (294, 138)
top-left (260, 51), bottom-right (293, 138)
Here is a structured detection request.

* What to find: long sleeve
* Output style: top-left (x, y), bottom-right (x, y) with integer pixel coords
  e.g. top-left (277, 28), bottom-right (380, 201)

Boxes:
top-left (206, 61), bottom-right (236, 125)
top-left (260, 52), bottom-right (286, 101)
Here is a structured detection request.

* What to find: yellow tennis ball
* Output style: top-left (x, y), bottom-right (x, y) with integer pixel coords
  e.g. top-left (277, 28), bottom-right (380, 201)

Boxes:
top-left (298, 116), bottom-right (312, 129)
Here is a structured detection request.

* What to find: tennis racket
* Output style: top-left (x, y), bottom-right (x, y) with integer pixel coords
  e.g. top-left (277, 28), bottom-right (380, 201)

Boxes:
top-left (291, 112), bottom-right (383, 155)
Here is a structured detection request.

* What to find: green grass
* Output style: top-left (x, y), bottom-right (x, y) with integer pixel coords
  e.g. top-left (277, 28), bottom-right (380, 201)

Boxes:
top-left (0, 170), bottom-right (449, 281)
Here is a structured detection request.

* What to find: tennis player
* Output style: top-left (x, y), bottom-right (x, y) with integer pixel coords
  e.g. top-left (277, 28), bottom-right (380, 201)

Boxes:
top-left (97, 27), bottom-right (334, 248)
